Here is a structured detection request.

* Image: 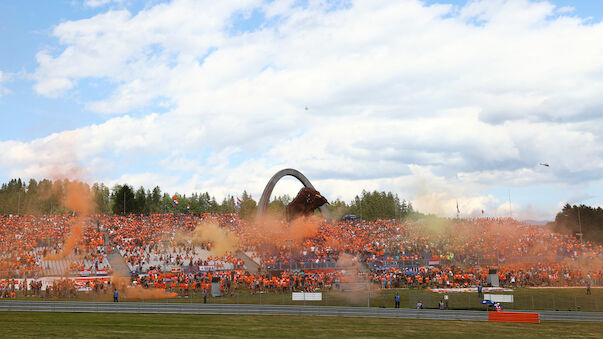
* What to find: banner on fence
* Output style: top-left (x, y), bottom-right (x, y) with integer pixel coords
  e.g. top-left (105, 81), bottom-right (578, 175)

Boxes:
top-left (428, 287), bottom-right (513, 293)
top-left (292, 292), bottom-right (322, 301)
top-left (78, 269), bottom-right (92, 277)
top-left (199, 265), bottom-right (216, 272)
top-left (72, 276), bottom-right (111, 288)
top-left (484, 294), bottom-right (514, 303)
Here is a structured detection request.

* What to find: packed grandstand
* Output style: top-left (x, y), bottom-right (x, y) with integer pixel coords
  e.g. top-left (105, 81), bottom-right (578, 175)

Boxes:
top-left (1, 213), bottom-right (601, 297)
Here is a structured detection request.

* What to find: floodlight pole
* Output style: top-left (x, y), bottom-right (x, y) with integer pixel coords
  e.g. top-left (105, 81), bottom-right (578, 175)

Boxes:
top-left (286, 239), bottom-right (293, 272)
top-left (360, 199), bottom-right (363, 220)
top-left (508, 189), bottom-right (512, 219)
top-left (577, 207), bottom-right (583, 243)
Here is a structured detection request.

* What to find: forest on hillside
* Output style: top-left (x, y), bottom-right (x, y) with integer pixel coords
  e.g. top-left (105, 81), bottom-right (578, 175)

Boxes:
top-left (548, 204), bottom-right (603, 244)
top-left (0, 178), bottom-right (414, 221)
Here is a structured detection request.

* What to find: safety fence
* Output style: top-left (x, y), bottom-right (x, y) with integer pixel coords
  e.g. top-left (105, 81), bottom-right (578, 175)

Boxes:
top-left (2, 287), bottom-right (602, 314)
top-left (1, 300), bottom-right (601, 322)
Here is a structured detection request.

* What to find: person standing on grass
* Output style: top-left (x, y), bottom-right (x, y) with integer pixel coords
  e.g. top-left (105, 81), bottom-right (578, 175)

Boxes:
top-left (394, 293), bottom-right (400, 308)
top-left (586, 281), bottom-right (591, 295)
top-left (113, 288), bottom-right (119, 302)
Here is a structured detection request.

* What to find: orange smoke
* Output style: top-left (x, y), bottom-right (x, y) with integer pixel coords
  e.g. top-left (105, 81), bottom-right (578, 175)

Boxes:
top-left (111, 275), bottom-right (177, 299)
top-left (251, 214), bottom-right (321, 248)
top-left (562, 250), bottom-right (603, 276)
top-left (189, 222), bottom-right (239, 257)
top-left (336, 253), bottom-right (366, 285)
top-left (63, 181), bottom-right (95, 215)
top-left (333, 253), bottom-right (369, 304)
top-left (45, 181), bottom-right (96, 260)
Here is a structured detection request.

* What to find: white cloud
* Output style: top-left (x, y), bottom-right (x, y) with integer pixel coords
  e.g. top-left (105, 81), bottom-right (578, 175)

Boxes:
top-left (557, 6), bottom-right (575, 14)
top-left (3, 0), bottom-right (602, 220)
top-left (0, 70), bottom-right (11, 98)
top-left (83, 0), bottom-right (125, 8)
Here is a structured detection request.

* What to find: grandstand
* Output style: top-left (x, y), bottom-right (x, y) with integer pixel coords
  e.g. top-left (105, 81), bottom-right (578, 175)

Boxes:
top-left (118, 245), bottom-right (239, 273)
top-left (1, 213), bottom-right (601, 301)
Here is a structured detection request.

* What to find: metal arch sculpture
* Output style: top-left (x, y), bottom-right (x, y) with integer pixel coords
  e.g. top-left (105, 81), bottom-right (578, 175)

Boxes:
top-left (257, 168), bottom-right (329, 218)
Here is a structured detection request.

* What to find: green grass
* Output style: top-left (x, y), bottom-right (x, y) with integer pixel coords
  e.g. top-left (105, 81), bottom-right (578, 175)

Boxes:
top-left (13, 287), bottom-right (602, 312)
top-left (0, 312), bottom-right (602, 338)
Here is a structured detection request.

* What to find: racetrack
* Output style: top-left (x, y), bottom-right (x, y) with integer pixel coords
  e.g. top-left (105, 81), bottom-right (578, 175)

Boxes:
top-left (1, 301), bottom-right (601, 322)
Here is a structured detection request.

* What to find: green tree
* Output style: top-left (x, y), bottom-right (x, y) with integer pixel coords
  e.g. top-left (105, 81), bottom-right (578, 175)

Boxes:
top-left (134, 186), bottom-right (148, 214)
top-left (239, 190), bottom-right (257, 221)
top-left (148, 186), bottom-right (162, 213)
top-left (37, 179), bottom-right (56, 214)
top-left (208, 197), bottom-right (220, 213)
top-left (326, 198), bottom-right (350, 220)
top-left (550, 204), bottom-right (603, 243)
top-left (161, 193), bottom-right (173, 213)
top-left (92, 183), bottom-right (111, 214)
top-left (220, 196), bottom-right (236, 213)
top-left (267, 199), bottom-right (286, 216)
top-left (348, 190), bottom-right (412, 221)
top-left (198, 192), bottom-right (212, 213)
top-left (111, 184), bottom-right (136, 214)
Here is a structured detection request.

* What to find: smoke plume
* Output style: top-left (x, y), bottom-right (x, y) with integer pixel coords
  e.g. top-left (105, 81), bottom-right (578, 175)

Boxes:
top-left (45, 181), bottom-right (96, 260)
top-left (191, 222), bottom-right (239, 257)
top-left (251, 214), bottom-right (322, 249)
top-left (111, 275), bottom-right (177, 300)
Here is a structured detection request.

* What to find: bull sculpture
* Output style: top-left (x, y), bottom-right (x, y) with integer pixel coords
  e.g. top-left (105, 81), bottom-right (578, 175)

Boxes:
top-left (286, 187), bottom-right (329, 221)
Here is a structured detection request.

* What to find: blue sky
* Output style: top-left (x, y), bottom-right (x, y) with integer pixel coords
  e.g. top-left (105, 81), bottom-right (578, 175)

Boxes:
top-left (1, 0), bottom-right (603, 220)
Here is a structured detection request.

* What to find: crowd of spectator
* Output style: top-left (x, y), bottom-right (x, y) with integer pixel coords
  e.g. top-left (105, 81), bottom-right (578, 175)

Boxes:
top-left (1, 213), bottom-right (601, 298)
top-left (0, 215), bottom-right (108, 278)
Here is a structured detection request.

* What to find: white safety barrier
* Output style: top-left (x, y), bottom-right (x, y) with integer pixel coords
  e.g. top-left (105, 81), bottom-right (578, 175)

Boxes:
top-left (292, 292), bottom-right (322, 301)
top-left (484, 294), bottom-right (514, 303)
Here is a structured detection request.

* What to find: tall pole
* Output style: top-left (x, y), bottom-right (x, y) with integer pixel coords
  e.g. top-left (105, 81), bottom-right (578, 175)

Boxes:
top-left (577, 206), bottom-right (583, 243)
top-left (508, 189), bottom-right (512, 219)
top-left (360, 198), bottom-right (363, 220)
top-left (286, 239), bottom-right (292, 272)
top-left (17, 190), bottom-right (21, 215)
top-left (285, 239), bottom-right (293, 292)
top-left (123, 191), bottom-right (126, 215)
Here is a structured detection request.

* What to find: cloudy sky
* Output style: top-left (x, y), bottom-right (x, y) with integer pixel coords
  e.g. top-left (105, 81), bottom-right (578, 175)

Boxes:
top-left (1, 0), bottom-right (602, 220)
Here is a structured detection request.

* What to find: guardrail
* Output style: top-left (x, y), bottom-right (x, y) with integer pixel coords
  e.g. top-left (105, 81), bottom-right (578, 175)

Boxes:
top-left (0, 300), bottom-right (487, 320)
top-left (1, 300), bottom-right (601, 322)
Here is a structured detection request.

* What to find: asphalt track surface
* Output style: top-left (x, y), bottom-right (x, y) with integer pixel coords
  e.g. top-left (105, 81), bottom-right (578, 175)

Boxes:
top-left (1, 301), bottom-right (602, 322)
